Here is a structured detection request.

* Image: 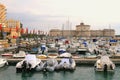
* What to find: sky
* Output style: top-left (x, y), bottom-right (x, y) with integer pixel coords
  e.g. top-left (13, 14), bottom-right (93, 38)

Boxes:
top-left (0, 0), bottom-right (120, 35)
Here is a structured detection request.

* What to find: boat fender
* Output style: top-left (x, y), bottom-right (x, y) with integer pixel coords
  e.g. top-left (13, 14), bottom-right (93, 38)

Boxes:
top-left (104, 64), bottom-right (108, 72)
top-left (28, 63), bottom-right (32, 70)
top-left (110, 64), bottom-right (113, 70)
top-left (22, 61), bottom-right (27, 68)
top-left (22, 61), bottom-right (27, 72)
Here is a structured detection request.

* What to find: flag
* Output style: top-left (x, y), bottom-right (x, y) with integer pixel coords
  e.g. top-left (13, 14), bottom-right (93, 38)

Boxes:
top-left (33, 29), bottom-right (35, 34)
top-left (36, 30), bottom-right (38, 34)
top-left (26, 28), bottom-right (28, 34)
top-left (0, 24), bottom-right (2, 31)
top-left (38, 30), bottom-right (40, 35)
top-left (21, 28), bottom-right (24, 34)
top-left (38, 30), bottom-right (41, 35)
top-left (41, 31), bottom-right (43, 35)
top-left (30, 30), bottom-right (32, 34)
top-left (46, 32), bottom-right (48, 35)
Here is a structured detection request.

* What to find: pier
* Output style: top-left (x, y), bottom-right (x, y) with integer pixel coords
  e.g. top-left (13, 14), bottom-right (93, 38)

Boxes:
top-left (7, 58), bottom-right (120, 65)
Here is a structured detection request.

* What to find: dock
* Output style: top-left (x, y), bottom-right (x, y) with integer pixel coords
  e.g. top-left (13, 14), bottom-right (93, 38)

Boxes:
top-left (7, 58), bottom-right (120, 65)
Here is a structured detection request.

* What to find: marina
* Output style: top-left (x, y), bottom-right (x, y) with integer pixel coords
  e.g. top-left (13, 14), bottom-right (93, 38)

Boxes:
top-left (0, 35), bottom-right (119, 74)
top-left (1, 1), bottom-right (120, 80)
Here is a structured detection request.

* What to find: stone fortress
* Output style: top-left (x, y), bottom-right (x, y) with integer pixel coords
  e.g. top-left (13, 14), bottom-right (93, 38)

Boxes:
top-left (49, 22), bottom-right (115, 38)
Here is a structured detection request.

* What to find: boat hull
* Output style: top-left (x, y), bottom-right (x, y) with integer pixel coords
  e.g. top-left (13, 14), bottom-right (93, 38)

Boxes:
top-left (0, 59), bottom-right (8, 68)
top-left (56, 58), bottom-right (76, 71)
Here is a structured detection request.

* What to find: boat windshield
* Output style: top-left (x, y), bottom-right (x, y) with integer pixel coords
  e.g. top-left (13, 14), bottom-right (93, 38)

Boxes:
top-left (48, 50), bottom-right (58, 53)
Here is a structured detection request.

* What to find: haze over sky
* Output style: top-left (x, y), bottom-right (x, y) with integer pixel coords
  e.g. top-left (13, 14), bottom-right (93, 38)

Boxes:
top-left (1, 0), bottom-right (120, 35)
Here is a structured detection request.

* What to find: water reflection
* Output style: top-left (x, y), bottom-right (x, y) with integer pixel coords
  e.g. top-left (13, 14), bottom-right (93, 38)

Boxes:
top-left (95, 71), bottom-right (115, 80)
top-left (42, 70), bottom-right (75, 80)
top-left (42, 71), bottom-right (55, 80)
top-left (42, 71), bottom-right (48, 79)
top-left (21, 72), bottom-right (34, 80)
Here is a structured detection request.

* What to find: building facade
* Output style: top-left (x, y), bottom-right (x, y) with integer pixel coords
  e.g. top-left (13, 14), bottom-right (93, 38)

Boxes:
top-left (6, 19), bottom-right (21, 28)
top-left (5, 19), bottom-right (22, 38)
top-left (49, 22), bottom-right (115, 38)
top-left (0, 4), bottom-right (6, 27)
top-left (76, 22), bottom-right (90, 37)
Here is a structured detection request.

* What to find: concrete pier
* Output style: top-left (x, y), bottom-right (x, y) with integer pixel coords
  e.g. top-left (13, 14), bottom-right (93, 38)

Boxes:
top-left (7, 58), bottom-right (120, 65)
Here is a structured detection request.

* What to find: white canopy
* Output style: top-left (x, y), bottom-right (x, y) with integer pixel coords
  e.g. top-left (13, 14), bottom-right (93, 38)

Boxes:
top-left (59, 52), bottom-right (72, 58)
top-left (25, 54), bottom-right (40, 68)
top-left (60, 58), bottom-right (70, 65)
top-left (100, 55), bottom-right (113, 65)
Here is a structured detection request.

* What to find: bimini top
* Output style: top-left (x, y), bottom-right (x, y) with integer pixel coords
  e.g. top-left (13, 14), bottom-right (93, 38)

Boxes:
top-left (25, 54), bottom-right (37, 68)
top-left (100, 55), bottom-right (113, 65)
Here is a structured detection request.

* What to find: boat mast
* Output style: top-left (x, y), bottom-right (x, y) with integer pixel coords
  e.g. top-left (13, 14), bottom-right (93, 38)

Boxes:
top-left (62, 24), bottom-right (64, 37)
top-left (67, 17), bottom-right (71, 39)
top-left (109, 24), bottom-right (111, 38)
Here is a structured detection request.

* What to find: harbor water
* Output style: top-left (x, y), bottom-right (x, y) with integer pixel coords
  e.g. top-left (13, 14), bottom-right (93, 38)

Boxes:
top-left (0, 65), bottom-right (120, 80)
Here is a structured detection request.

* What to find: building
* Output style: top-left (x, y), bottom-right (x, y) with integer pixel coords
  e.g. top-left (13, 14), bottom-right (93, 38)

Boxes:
top-left (49, 22), bottom-right (115, 38)
top-left (0, 4), bottom-right (6, 27)
top-left (6, 19), bottom-right (21, 28)
top-left (5, 19), bottom-right (22, 38)
top-left (115, 35), bottom-right (120, 40)
top-left (103, 29), bottom-right (115, 37)
top-left (76, 22), bottom-right (90, 37)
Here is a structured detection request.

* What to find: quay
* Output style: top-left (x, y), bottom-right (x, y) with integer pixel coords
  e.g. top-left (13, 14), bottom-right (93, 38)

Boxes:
top-left (7, 58), bottom-right (120, 65)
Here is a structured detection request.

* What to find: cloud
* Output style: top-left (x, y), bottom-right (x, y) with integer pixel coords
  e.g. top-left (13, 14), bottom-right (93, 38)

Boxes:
top-left (1, 0), bottom-right (120, 34)
top-left (7, 12), bottom-right (69, 31)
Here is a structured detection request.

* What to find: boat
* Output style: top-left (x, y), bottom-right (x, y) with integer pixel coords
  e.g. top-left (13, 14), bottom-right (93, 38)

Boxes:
top-left (94, 55), bottom-right (115, 72)
top-left (58, 46), bottom-right (66, 54)
top-left (35, 60), bottom-right (45, 71)
top-left (47, 48), bottom-right (59, 58)
top-left (85, 52), bottom-right (97, 59)
top-left (5, 45), bottom-right (18, 51)
top-left (0, 44), bottom-right (4, 52)
top-left (16, 54), bottom-right (44, 73)
top-left (40, 44), bottom-right (47, 54)
top-left (75, 48), bottom-right (94, 58)
top-left (37, 44), bottom-right (48, 54)
top-left (36, 54), bottom-right (47, 59)
top-left (43, 58), bottom-right (58, 72)
top-left (56, 57), bottom-right (76, 70)
top-left (46, 42), bottom-right (56, 48)
top-left (1, 52), bottom-right (13, 59)
top-left (59, 52), bottom-right (72, 58)
top-left (13, 50), bottom-right (26, 58)
top-left (0, 58), bottom-right (8, 68)
top-left (29, 47), bottom-right (38, 54)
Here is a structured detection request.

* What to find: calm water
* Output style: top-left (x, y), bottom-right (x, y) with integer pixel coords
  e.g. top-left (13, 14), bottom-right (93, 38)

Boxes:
top-left (0, 65), bottom-right (120, 80)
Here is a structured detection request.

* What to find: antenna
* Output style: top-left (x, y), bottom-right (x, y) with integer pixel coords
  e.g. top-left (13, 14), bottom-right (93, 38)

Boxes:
top-left (109, 24), bottom-right (111, 38)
